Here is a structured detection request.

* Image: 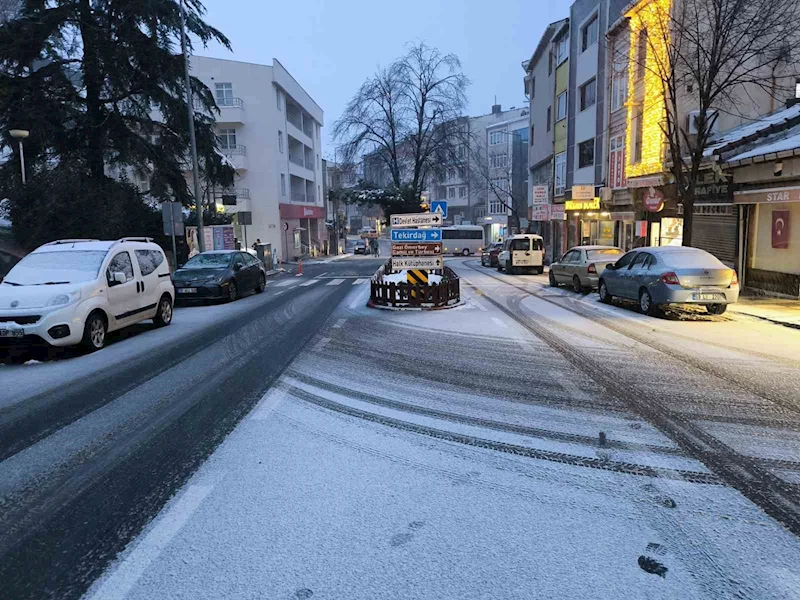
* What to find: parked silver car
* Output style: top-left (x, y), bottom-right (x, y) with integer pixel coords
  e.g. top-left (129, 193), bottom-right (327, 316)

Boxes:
top-left (597, 246), bottom-right (739, 316)
top-left (549, 245), bottom-right (624, 292)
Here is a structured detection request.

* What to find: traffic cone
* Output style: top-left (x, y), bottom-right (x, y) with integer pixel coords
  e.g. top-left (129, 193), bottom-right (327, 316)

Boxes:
top-left (297, 258), bottom-right (303, 276)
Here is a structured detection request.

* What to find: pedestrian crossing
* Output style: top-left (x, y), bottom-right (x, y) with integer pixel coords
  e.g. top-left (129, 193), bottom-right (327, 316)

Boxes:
top-left (271, 277), bottom-right (370, 288)
top-left (326, 278), bottom-right (346, 286)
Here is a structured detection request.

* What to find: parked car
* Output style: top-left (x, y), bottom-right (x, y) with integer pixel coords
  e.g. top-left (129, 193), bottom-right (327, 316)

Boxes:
top-left (497, 234), bottom-right (545, 274)
top-left (549, 246), bottom-right (624, 292)
top-left (0, 238), bottom-right (174, 351)
top-left (354, 240), bottom-right (367, 255)
top-left (598, 246), bottom-right (739, 316)
top-left (481, 242), bottom-right (504, 267)
top-left (173, 250), bottom-right (266, 303)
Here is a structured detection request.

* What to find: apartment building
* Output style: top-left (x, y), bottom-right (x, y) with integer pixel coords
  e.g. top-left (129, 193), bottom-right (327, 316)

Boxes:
top-left (188, 56), bottom-right (324, 261)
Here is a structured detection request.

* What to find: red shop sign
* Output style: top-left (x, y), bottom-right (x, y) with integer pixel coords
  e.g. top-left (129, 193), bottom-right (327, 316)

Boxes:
top-left (772, 209), bottom-right (791, 249)
top-left (643, 187), bottom-right (665, 212)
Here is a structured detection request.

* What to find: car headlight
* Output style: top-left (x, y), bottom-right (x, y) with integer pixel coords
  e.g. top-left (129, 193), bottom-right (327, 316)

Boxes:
top-left (47, 290), bottom-right (81, 307)
top-left (216, 275), bottom-right (229, 284)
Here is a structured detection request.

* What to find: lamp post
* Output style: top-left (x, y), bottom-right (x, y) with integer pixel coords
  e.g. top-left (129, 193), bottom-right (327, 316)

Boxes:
top-left (9, 129), bottom-right (29, 184)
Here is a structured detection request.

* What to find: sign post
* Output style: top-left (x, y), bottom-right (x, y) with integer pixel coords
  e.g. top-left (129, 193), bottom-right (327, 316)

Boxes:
top-left (431, 200), bottom-right (448, 219)
top-left (161, 201), bottom-right (184, 271)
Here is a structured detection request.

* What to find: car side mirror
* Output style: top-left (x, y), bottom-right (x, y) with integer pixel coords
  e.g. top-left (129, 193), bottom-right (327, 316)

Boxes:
top-left (606, 264), bottom-right (617, 271)
top-left (109, 271), bottom-right (126, 286)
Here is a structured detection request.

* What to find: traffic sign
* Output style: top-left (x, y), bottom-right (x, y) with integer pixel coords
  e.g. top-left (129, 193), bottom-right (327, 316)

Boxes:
top-left (392, 256), bottom-right (443, 270)
top-left (392, 242), bottom-right (442, 256)
top-left (431, 200), bottom-right (448, 218)
top-left (390, 212), bottom-right (443, 227)
top-left (391, 229), bottom-right (442, 242)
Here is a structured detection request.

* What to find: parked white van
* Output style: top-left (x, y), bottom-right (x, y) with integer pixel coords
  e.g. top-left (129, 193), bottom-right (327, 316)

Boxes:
top-left (0, 238), bottom-right (174, 351)
top-left (497, 234), bottom-right (545, 274)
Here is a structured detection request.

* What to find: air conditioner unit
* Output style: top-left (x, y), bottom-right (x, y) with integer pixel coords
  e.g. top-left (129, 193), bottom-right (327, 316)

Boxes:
top-left (687, 109), bottom-right (719, 135)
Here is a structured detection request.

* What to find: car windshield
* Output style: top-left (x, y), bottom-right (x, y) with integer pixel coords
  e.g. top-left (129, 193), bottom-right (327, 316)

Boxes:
top-left (587, 249), bottom-right (624, 260)
top-left (660, 250), bottom-right (721, 269)
top-left (3, 250), bottom-right (107, 285)
top-left (183, 253), bottom-right (232, 269)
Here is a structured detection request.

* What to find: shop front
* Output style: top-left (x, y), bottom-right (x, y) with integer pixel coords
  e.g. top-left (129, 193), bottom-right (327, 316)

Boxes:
top-left (627, 176), bottom-right (683, 247)
top-left (564, 197), bottom-right (615, 248)
top-left (736, 185), bottom-right (800, 297)
top-left (279, 203), bottom-right (326, 260)
top-left (691, 171), bottom-right (738, 267)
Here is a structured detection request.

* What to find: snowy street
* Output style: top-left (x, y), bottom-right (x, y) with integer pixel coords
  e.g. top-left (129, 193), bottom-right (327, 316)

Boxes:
top-left (4, 256), bottom-right (800, 599)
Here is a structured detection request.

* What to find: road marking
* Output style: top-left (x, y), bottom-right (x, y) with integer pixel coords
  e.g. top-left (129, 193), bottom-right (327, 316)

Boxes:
top-left (315, 272), bottom-right (329, 278)
top-left (349, 289), bottom-right (368, 310)
top-left (313, 337), bottom-right (330, 351)
top-left (250, 387), bottom-right (287, 421)
top-left (472, 298), bottom-right (489, 312)
top-left (274, 279), bottom-right (296, 287)
top-left (353, 278), bottom-right (369, 285)
top-left (333, 318), bottom-right (347, 329)
top-left (300, 279), bottom-right (319, 287)
top-left (86, 484), bottom-right (214, 600)
top-left (491, 316), bottom-right (508, 328)
top-left (326, 278), bottom-right (345, 286)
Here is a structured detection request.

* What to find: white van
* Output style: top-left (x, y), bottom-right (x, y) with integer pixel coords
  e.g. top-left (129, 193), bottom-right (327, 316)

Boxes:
top-left (497, 234), bottom-right (545, 274)
top-left (0, 238), bottom-right (174, 351)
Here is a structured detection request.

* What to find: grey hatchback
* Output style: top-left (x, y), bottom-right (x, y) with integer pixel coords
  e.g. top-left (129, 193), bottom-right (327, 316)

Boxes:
top-left (549, 246), bottom-right (624, 292)
top-left (597, 246), bottom-right (739, 316)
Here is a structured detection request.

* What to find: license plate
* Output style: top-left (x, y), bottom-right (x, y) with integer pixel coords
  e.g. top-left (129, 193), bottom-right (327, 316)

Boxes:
top-left (0, 328), bottom-right (23, 338)
top-left (178, 288), bottom-right (197, 294)
top-left (693, 293), bottom-right (720, 301)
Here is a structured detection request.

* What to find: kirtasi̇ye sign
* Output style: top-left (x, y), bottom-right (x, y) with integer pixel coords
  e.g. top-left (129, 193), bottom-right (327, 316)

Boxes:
top-left (564, 198), bottom-right (601, 211)
top-left (643, 187), bottom-right (665, 213)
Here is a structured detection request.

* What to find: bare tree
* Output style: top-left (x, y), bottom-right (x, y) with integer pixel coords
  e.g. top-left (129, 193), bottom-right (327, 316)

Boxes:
top-left (621, 0), bottom-right (800, 245)
top-left (333, 42), bottom-right (469, 203)
top-left (0, 0), bottom-right (18, 24)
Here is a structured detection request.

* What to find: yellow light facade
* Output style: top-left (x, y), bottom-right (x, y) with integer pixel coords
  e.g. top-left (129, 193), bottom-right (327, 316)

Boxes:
top-left (625, 0), bottom-right (671, 178)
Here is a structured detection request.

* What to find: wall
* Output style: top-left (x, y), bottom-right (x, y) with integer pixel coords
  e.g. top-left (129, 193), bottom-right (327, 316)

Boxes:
top-left (751, 202), bottom-right (800, 274)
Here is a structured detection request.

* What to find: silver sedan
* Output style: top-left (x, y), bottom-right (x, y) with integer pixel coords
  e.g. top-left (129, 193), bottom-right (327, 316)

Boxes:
top-left (598, 246), bottom-right (739, 316)
top-left (549, 246), bottom-right (624, 293)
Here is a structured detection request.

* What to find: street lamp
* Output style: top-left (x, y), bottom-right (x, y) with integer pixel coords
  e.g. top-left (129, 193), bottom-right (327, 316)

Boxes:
top-left (9, 129), bottom-right (29, 184)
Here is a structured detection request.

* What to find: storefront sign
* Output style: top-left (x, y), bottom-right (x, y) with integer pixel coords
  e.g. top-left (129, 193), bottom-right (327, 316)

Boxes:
top-left (772, 210), bottom-right (791, 249)
top-left (530, 204), bottom-right (550, 220)
top-left (279, 203), bottom-right (326, 219)
top-left (734, 185), bottom-right (800, 204)
top-left (550, 205), bottom-right (566, 221)
top-left (643, 187), bottom-right (665, 212)
top-left (628, 175), bottom-right (664, 189)
top-left (532, 185), bottom-right (549, 205)
top-left (564, 198), bottom-right (600, 211)
top-left (609, 135), bottom-right (627, 189)
top-left (572, 185), bottom-right (595, 200)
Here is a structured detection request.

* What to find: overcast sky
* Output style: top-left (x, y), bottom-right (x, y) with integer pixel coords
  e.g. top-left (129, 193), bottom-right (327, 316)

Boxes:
top-left (198, 0), bottom-right (572, 157)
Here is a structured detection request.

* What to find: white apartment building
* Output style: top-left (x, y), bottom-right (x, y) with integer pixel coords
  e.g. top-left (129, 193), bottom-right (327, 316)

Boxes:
top-left (189, 56), bottom-right (324, 261)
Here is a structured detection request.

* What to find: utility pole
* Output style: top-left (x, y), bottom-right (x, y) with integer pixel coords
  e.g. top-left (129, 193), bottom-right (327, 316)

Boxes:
top-left (179, 0), bottom-right (205, 252)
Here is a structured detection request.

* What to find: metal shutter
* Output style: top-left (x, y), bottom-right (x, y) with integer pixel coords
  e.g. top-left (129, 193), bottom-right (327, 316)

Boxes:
top-left (692, 208), bottom-right (738, 266)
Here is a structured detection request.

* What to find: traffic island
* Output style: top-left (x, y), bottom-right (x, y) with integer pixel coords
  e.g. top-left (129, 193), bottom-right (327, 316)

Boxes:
top-left (368, 262), bottom-right (461, 310)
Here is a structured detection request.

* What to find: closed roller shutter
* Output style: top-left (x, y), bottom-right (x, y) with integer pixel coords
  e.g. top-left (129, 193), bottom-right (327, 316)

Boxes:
top-left (692, 207), bottom-right (738, 266)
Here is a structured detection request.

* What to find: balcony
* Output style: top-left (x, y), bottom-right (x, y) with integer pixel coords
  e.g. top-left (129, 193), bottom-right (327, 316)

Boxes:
top-left (221, 144), bottom-right (247, 170)
top-left (216, 97), bottom-right (244, 123)
top-left (291, 190), bottom-right (311, 203)
top-left (288, 152), bottom-right (304, 168)
top-left (305, 158), bottom-right (315, 170)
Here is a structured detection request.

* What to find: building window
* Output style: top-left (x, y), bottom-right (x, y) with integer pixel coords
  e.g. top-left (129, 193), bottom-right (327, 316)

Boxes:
top-left (579, 78), bottom-right (596, 111)
top-left (277, 89), bottom-right (282, 110)
top-left (578, 138), bottom-right (595, 168)
top-left (318, 185), bottom-right (321, 202)
top-left (281, 173), bottom-right (286, 196)
top-left (489, 192), bottom-right (505, 214)
top-left (448, 167), bottom-right (457, 181)
top-left (556, 35), bottom-right (569, 64)
top-left (637, 29), bottom-right (648, 79)
top-left (554, 151), bottom-right (566, 195)
top-left (556, 92), bottom-right (567, 121)
top-left (632, 109), bottom-right (644, 163)
top-left (490, 153), bottom-right (508, 168)
top-left (317, 154), bottom-right (320, 170)
top-left (459, 186), bottom-right (466, 198)
top-left (217, 128), bottom-right (236, 149)
top-left (530, 125), bottom-right (535, 146)
top-left (547, 106), bottom-right (552, 131)
top-left (448, 187), bottom-right (455, 199)
top-left (530, 76), bottom-right (535, 98)
top-left (278, 130), bottom-right (284, 153)
top-left (215, 83), bottom-right (233, 106)
top-left (581, 15), bottom-right (599, 52)
top-left (548, 51), bottom-right (553, 75)
top-left (490, 131), bottom-right (504, 145)
top-left (458, 145), bottom-right (466, 159)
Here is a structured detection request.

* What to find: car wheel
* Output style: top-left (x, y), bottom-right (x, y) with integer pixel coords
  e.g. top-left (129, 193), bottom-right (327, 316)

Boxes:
top-left (707, 303), bottom-right (727, 315)
top-left (639, 289), bottom-right (660, 316)
top-left (255, 273), bottom-right (266, 293)
top-left (227, 281), bottom-right (238, 303)
top-left (599, 280), bottom-right (612, 304)
top-left (497, 262), bottom-right (503, 272)
top-left (153, 294), bottom-right (173, 327)
top-left (537, 266), bottom-right (544, 275)
top-left (462, 248), bottom-right (470, 256)
top-left (549, 270), bottom-right (558, 287)
top-left (572, 275), bottom-right (584, 294)
top-left (82, 312), bottom-right (107, 352)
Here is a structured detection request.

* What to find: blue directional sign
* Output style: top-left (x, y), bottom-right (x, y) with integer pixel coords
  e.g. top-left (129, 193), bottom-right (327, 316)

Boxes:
top-left (431, 200), bottom-right (448, 219)
top-left (391, 228), bottom-right (442, 242)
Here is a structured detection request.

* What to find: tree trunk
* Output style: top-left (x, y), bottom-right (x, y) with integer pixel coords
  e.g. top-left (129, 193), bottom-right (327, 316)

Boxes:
top-left (78, 0), bottom-right (106, 180)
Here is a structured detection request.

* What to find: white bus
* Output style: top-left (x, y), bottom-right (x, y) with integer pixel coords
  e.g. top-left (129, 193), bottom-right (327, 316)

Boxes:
top-left (441, 225), bottom-right (485, 256)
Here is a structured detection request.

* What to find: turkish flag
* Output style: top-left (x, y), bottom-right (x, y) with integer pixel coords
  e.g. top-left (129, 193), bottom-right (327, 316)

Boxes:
top-left (772, 210), bottom-right (790, 249)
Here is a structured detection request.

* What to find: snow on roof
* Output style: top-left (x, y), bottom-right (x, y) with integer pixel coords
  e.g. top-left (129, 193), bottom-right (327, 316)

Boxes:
top-left (704, 104), bottom-right (800, 157)
top-left (32, 241), bottom-right (114, 253)
top-left (725, 129), bottom-right (800, 163)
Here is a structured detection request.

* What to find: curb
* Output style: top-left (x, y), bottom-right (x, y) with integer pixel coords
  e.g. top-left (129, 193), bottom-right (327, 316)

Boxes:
top-left (367, 299), bottom-right (465, 311)
top-left (730, 311), bottom-right (800, 330)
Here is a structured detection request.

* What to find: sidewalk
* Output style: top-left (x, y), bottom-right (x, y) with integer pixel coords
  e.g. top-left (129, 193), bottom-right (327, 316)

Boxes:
top-left (729, 296), bottom-right (800, 329)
